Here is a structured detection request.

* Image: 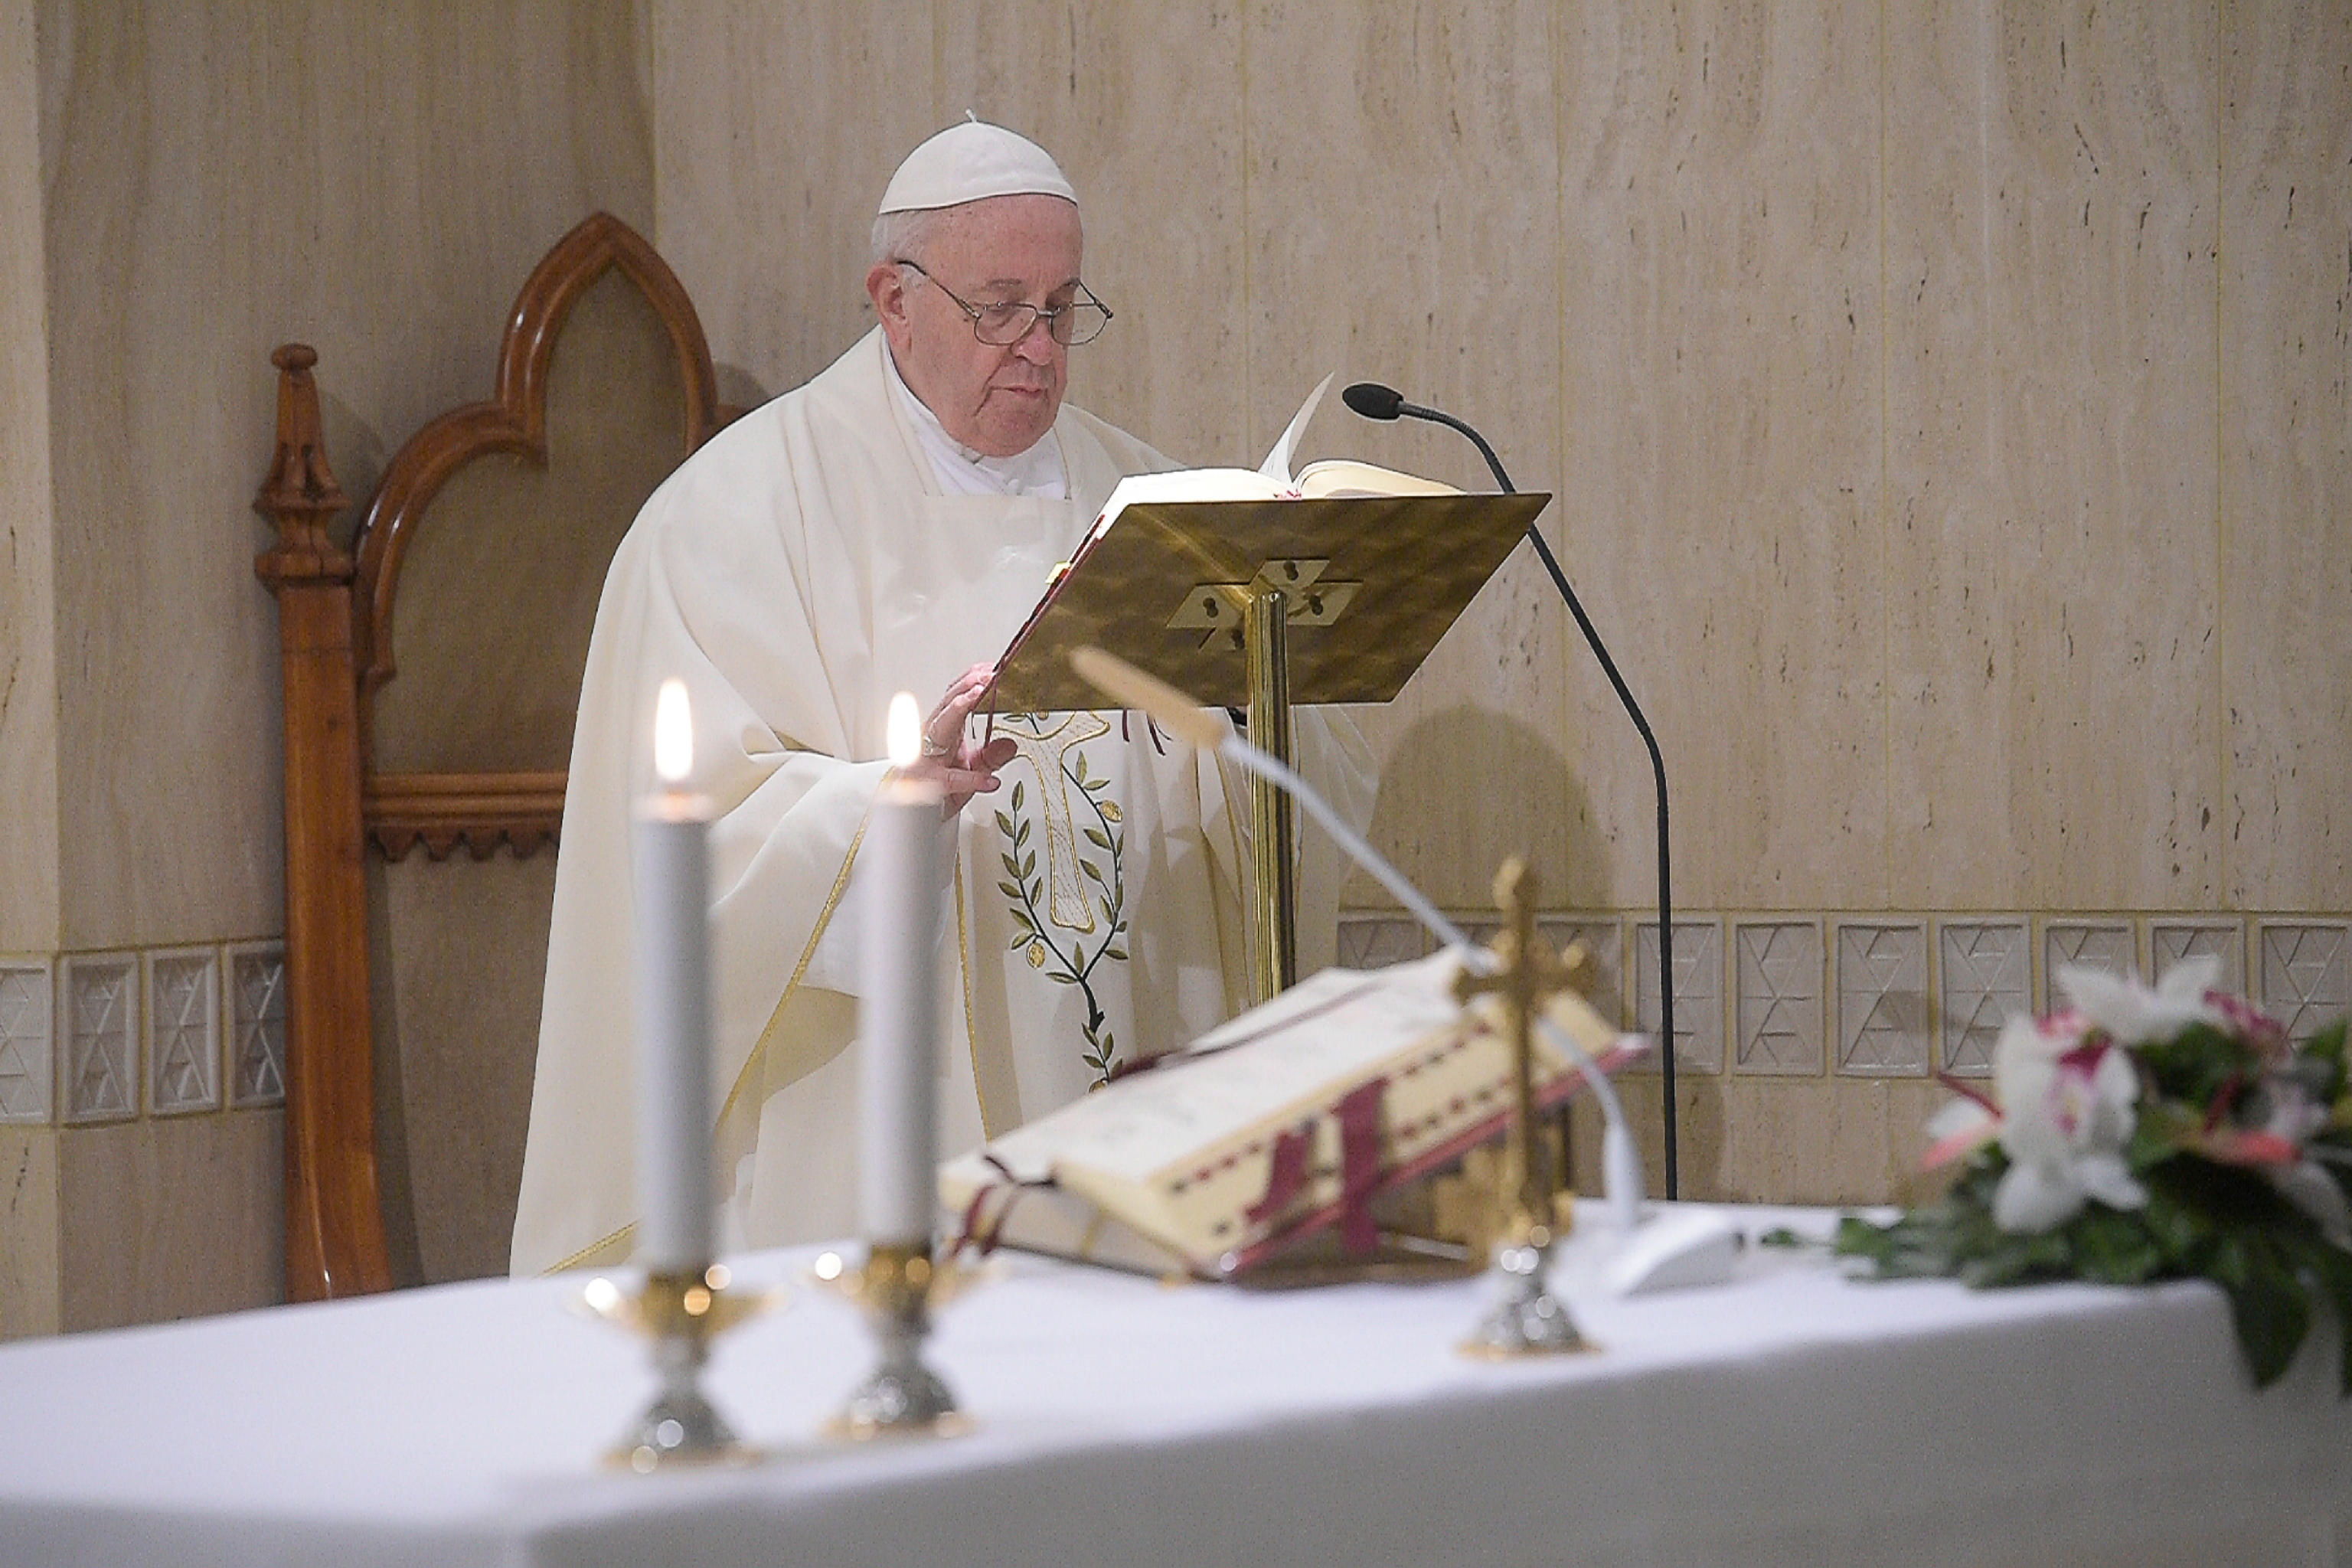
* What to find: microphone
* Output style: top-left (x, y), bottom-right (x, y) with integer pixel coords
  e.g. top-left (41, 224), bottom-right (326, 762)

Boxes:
top-left (1340, 381), bottom-right (1403, 421)
top-left (1069, 645), bottom-right (1647, 1233)
top-left (1344, 383), bottom-right (1682, 1200)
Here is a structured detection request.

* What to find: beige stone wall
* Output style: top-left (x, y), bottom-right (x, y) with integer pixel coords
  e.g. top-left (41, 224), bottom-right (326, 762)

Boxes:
top-left (1, 0), bottom-right (652, 1338)
top-left (2, 2), bottom-right (2345, 1335)
top-left (652, 1), bottom-right (2350, 1201)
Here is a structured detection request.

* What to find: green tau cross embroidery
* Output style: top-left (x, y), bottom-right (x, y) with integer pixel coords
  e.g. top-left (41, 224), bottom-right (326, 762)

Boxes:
top-left (993, 714), bottom-right (1131, 1086)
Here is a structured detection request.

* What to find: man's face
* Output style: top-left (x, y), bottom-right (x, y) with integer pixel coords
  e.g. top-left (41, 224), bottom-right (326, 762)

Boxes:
top-left (867, 194), bottom-right (1083, 459)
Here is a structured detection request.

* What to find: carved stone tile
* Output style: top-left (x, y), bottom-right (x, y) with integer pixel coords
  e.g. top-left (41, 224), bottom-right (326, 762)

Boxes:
top-left (2256, 922), bottom-right (2350, 1044)
top-left (145, 947), bottom-right (219, 1116)
top-left (1633, 919), bottom-right (1723, 1076)
top-left (60, 953), bottom-right (139, 1125)
top-left (2150, 919), bottom-right (2245, 995)
top-left (1733, 921), bottom-right (1823, 1076)
top-left (1939, 920), bottom-right (2030, 1079)
top-left (2045, 920), bottom-right (2138, 1008)
top-left (1335, 913), bottom-right (1426, 971)
top-left (0, 959), bottom-right (54, 1125)
top-left (227, 942), bottom-right (287, 1109)
top-left (1837, 922), bottom-right (1929, 1077)
top-left (1538, 916), bottom-right (1625, 1031)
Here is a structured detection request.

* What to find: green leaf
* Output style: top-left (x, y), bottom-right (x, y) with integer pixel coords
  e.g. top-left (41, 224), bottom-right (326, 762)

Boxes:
top-left (997, 880), bottom-right (1024, 901)
top-left (993, 811), bottom-right (1016, 840)
top-left (1021, 850), bottom-right (1036, 878)
top-left (999, 852), bottom-right (1022, 880)
top-left (1047, 972), bottom-right (1078, 986)
top-left (1104, 946), bottom-right (1129, 962)
top-left (1083, 827), bottom-right (1112, 851)
top-left (1079, 859), bottom-right (1106, 885)
top-left (1011, 779), bottom-right (1025, 812)
top-left (1014, 819), bottom-right (1031, 849)
top-left (2208, 1232), bottom-right (2311, 1389)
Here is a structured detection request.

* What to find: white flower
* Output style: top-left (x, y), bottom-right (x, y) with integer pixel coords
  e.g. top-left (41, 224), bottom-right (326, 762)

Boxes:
top-left (2056, 956), bottom-right (2225, 1047)
top-left (1990, 1011), bottom-right (2147, 1233)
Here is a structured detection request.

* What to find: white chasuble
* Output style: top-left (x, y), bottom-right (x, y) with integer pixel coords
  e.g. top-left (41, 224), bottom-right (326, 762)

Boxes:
top-left (511, 329), bottom-right (1374, 1276)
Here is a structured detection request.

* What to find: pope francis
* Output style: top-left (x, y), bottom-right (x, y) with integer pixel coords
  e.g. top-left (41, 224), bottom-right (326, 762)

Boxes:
top-left (510, 122), bottom-right (1373, 1275)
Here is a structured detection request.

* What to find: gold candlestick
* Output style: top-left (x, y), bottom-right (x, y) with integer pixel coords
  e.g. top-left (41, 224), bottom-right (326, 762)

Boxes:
top-left (823, 1242), bottom-right (973, 1440)
top-left (581, 1263), bottom-right (773, 1469)
top-left (1452, 858), bottom-right (1595, 1359)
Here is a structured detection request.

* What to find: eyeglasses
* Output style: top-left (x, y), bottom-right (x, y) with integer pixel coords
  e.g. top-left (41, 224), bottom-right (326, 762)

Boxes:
top-left (894, 259), bottom-right (1113, 347)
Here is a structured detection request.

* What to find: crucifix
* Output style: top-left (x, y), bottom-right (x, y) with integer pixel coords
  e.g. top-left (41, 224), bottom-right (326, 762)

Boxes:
top-left (1452, 856), bottom-right (1593, 1358)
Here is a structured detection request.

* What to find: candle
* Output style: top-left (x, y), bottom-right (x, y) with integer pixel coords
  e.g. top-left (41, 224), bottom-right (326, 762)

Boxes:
top-left (633, 678), bottom-right (714, 1274)
top-left (859, 692), bottom-right (946, 1246)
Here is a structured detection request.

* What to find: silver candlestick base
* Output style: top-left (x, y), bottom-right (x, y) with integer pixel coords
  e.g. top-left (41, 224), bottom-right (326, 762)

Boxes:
top-left (1459, 1220), bottom-right (1595, 1360)
top-left (581, 1264), bottom-right (773, 1470)
top-left (825, 1242), bottom-right (972, 1441)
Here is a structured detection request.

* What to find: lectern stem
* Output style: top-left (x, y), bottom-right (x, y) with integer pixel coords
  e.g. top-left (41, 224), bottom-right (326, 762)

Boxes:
top-left (1245, 586), bottom-right (1298, 1003)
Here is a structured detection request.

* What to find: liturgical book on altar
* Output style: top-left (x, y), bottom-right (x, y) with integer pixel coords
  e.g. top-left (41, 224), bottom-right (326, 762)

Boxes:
top-left (939, 952), bottom-right (1643, 1280)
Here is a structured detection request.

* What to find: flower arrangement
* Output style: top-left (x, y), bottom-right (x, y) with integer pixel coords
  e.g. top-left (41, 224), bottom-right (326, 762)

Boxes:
top-left (1832, 957), bottom-right (2352, 1390)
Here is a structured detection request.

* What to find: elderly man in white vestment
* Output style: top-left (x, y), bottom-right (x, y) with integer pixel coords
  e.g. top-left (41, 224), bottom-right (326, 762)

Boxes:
top-left (511, 122), bottom-right (1374, 1275)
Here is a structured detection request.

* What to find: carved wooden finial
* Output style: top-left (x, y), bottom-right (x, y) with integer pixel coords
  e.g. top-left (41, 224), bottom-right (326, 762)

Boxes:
top-left (254, 343), bottom-right (354, 590)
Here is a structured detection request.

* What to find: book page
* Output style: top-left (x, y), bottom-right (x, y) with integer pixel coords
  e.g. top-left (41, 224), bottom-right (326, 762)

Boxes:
top-left (1294, 459), bottom-right (1462, 499)
top-left (1257, 371), bottom-right (1335, 483)
top-left (965, 954), bottom-right (1468, 1187)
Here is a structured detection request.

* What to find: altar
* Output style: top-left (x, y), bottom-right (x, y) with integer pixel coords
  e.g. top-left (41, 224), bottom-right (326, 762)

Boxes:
top-left (3, 1207), bottom-right (2346, 1567)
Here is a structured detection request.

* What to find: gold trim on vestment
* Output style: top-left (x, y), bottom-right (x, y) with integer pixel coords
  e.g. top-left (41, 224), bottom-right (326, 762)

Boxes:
top-left (719, 805), bottom-right (877, 1132)
top-left (545, 1221), bottom-right (636, 1276)
top-left (541, 801), bottom-right (877, 1279)
top-left (952, 851), bottom-right (1000, 1138)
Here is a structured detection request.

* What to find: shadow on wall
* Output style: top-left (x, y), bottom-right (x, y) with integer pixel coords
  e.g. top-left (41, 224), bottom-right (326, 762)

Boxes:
top-left (1364, 703), bottom-right (1614, 914)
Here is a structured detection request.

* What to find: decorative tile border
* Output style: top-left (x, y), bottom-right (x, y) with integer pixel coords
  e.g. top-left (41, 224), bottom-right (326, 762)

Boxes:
top-left (145, 947), bottom-right (221, 1116)
top-left (1836, 920), bottom-right (1929, 1076)
top-left (2256, 921), bottom-right (2350, 1045)
top-left (1733, 920), bottom-right (1822, 1076)
top-left (227, 942), bottom-right (289, 1110)
top-left (1939, 920), bottom-right (2030, 1079)
top-left (1339, 906), bottom-right (2352, 1084)
top-left (1537, 916), bottom-right (1625, 1030)
top-left (2150, 919), bottom-right (2244, 994)
top-left (60, 952), bottom-right (140, 1125)
top-left (0, 959), bottom-right (54, 1125)
top-left (1633, 918), bottom-right (1723, 1075)
top-left (1334, 914), bottom-right (1426, 971)
top-left (2042, 920), bottom-right (2136, 1011)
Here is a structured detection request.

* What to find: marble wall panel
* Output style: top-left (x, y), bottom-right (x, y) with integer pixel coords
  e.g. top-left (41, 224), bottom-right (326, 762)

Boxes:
top-left (0, 1125), bottom-right (60, 1339)
top-left (55, 1109), bottom-right (281, 1331)
top-left (38, 0), bottom-right (653, 952)
top-left (0, 0), bottom-right (59, 954)
top-left (1556, 2), bottom-right (1887, 913)
top-left (649, 0), bottom-right (929, 403)
top-left (2219, 4), bottom-right (2352, 912)
top-left (1245, 2), bottom-right (1576, 910)
top-left (934, 0), bottom-right (1248, 469)
top-left (1883, 2), bottom-right (2223, 911)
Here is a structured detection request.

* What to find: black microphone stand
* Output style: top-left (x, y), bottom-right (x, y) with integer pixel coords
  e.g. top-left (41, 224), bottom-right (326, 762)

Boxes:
top-left (1353, 390), bottom-right (1679, 1199)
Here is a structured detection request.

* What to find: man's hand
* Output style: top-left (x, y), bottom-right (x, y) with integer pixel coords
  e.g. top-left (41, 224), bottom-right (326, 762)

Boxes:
top-left (905, 663), bottom-right (1020, 818)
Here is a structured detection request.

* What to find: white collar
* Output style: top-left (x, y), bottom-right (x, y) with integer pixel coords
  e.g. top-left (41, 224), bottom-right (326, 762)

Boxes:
top-left (884, 346), bottom-right (1070, 500)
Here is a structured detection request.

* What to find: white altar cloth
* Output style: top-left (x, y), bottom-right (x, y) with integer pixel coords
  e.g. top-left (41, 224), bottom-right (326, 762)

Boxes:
top-left (2, 1207), bottom-right (2347, 1568)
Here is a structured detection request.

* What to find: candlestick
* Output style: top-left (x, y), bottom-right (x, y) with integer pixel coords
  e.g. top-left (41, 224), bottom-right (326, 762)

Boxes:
top-left (634, 678), bottom-right (714, 1273)
top-left (831, 691), bottom-right (962, 1441)
top-left (858, 691), bottom-right (945, 1246)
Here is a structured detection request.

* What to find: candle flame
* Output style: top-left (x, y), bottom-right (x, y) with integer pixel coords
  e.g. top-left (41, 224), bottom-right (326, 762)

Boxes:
top-left (887, 691), bottom-right (922, 767)
top-left (655, 679), bottom-right (693, 784)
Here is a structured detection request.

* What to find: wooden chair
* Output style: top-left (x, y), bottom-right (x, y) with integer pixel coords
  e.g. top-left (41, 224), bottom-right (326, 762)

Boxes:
top-left (252, 214), bottom-right (737, 1300)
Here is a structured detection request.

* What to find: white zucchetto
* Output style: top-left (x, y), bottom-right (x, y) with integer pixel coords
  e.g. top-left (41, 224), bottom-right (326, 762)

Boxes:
top-left (877, 119), bottom-right (1077, 214)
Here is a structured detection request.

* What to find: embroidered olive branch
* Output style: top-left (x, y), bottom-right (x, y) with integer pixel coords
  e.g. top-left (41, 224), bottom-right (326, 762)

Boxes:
top-left (992, 746), bottom-right (1131, 1087)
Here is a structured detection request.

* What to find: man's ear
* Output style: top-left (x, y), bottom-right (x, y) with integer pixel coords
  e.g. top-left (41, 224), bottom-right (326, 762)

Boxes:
top-left (867, 260), bottom-right (912, 348)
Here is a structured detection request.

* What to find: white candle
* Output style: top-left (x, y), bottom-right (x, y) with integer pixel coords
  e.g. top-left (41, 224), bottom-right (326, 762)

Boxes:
top-left (859, 692), bottom-right (946, 1246)
top-left (633, 678), bottom-right (714, 1275)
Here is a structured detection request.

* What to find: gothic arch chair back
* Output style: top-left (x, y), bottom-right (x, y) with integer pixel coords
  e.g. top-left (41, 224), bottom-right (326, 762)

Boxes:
top-left (253, 213), bottom-right (737, 1298)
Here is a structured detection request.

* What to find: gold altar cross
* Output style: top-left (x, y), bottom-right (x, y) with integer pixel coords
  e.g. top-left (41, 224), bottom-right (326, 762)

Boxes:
top-left (1451, 858), bottom-right (1584, 1236)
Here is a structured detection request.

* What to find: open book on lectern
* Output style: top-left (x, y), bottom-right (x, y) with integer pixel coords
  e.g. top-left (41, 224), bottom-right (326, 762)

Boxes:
top-left (983, 376), bottom-right (1552, 716)
top-left (939, 951), bottom-right (1645, 1280)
